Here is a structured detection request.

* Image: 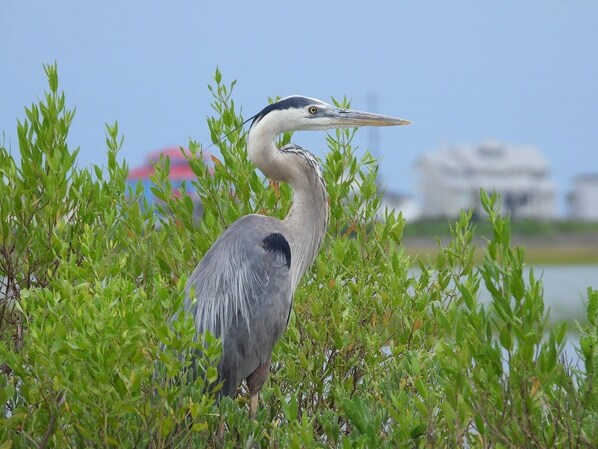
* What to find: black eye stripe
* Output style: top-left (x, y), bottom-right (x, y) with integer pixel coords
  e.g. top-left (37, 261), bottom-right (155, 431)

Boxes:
top-left (249, 97), bottom-right (330, 128)
top-left (251, 96), bottom-right (315, 127)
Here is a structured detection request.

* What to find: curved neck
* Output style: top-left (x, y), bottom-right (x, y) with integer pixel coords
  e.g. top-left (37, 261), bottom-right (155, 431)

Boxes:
top-left (247, 129), bottom-right (329, 291)
top-left (283, 169), bottom-right (328, 290)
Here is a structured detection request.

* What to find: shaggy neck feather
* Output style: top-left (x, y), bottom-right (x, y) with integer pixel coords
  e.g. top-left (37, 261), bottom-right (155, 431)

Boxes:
top-left (247, 128), bottom-right (328, 291)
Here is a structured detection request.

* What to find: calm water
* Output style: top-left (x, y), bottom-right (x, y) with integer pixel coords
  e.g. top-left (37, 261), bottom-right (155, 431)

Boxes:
top-left (408, 264), bottom-right (597, 366)
top-left (481, 264), bottom-right (598, 367)
top-left (478, 264), bottom-right (598, 323)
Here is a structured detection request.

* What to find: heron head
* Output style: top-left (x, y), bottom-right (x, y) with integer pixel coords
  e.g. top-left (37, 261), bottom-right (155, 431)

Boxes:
top-left (250, 95), bottom-right (410, 135)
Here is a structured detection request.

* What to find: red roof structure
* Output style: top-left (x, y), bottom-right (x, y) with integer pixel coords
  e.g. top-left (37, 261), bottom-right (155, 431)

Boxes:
top-left (127, 146), bottom-right (212, 181)
top-left (126, 147), bottom-right (212, 218)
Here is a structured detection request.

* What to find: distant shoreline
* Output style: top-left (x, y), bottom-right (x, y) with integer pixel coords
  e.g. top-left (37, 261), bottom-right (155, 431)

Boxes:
top-left (403, 220), bottom-right (598, 265)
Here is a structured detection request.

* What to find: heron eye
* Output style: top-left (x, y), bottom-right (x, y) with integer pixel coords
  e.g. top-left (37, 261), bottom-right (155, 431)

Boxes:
top-left (308, 106), bottom-right (318, 115)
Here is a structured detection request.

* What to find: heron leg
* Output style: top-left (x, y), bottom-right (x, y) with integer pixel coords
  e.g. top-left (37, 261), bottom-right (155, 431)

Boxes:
top-left (246, 358), bottom-right (271, 420)
top-left (216, 414), bottom-right (226, 442)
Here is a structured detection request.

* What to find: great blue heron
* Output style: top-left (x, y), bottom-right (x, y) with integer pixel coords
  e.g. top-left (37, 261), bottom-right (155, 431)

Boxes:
top-left (184, 95), bottom-right (409, 420)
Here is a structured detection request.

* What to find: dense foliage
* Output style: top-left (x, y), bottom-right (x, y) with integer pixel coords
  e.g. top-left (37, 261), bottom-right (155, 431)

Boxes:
top-left (1, 65), bottom-right (597, 448)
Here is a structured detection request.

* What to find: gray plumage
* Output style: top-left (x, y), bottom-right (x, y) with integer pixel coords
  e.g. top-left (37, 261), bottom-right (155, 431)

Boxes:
top-left (185, 215), bottom-right (293, 397)
top-left (183, 95), bottom-right (409, 417)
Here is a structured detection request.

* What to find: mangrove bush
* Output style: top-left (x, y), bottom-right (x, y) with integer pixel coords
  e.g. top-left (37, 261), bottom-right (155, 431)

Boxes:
top-left (0, 65), bottom-right (597, 448)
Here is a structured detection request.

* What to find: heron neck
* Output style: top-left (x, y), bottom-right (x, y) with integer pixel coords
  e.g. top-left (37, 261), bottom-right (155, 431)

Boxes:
top-left (247, 130), bottom-right (329, 291)
top-left (284, 173), bottom-right (329, 291)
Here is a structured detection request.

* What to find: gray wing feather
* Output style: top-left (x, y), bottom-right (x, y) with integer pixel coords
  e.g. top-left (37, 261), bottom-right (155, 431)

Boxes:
top-left (184, 214), bottom-right (292, 396)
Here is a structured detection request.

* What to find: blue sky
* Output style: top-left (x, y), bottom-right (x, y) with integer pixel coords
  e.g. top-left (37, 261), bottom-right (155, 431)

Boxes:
top-left (2, 1), bottom-right (597, 214)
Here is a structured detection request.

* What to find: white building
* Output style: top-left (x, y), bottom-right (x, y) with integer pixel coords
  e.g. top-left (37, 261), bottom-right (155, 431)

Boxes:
top-left (378, 190), bottom-right (421, 222)
top-left (417, 141), bottom-right (556, 219)
top-left (568, 175), bottom-right (598, 221)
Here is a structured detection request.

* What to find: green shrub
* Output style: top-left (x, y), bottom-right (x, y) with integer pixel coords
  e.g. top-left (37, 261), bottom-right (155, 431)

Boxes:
top-left (0, 64), bottom-right (596, 448)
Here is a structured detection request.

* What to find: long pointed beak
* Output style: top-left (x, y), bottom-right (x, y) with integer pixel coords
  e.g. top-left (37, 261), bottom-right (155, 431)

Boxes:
top-left (327, 108), bottom-right (411, 127)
